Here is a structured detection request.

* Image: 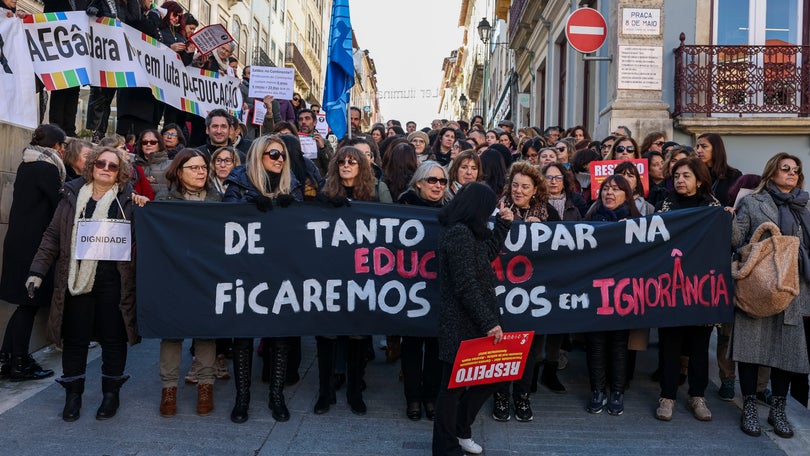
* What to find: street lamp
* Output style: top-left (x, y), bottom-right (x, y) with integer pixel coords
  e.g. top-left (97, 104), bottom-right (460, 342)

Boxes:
top-left (459, 93), bottom-right (468, 112)
top-left (477, 17), bottom-right (492, 45)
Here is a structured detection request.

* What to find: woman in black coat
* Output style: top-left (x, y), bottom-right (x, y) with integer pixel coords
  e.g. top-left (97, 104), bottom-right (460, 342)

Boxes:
top-left (432, 183), bottom-right (513, 456)
top-left (0, 124), bottom-right (66, 381)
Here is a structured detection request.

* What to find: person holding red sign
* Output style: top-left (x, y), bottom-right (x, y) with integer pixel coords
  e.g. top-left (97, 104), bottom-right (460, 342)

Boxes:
top-left (583, 175), bottom-right (641, 416)
top-left (432, 183), bottom-right (513, 456)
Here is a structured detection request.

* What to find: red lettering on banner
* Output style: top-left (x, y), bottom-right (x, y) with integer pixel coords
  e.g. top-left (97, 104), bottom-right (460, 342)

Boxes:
top-left (505, 255), bottom-right (533, 283)
top-left (373, 247), bottom-right (395, 275)
top-left (593, 278), bottom-right (616, 315)
top-left (354, 248), bottom-right (369, 273)
top-left (365, 247), bottom-right (437, 280)
top-left (419, 251), bottom-right (437, 279)
top-left (396, 250), bottom-right (419, 278)
top-left (491, 257), bottom-right (506, 281)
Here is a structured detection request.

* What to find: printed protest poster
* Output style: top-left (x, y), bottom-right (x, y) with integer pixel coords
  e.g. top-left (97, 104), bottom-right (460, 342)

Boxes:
top-left (316, 111), bottom-right (329, 136)
top-left (0, 15), bottom-right (37, 128)
top-left (589, 158), bottom-right (649, 200)
top-left (299, 133), bottom-right (318, 159)
top-left (187, 24), bottom-right (233, 55)
top-left (248, 66), bottom-right (295, 100)
top-left (448, 332), bottom-right (535, 388)
top-left (251, 99), bottom-right (267, 126)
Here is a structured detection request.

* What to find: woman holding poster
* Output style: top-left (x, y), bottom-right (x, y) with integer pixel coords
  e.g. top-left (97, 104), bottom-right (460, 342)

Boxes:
top-left (28, 147), bottom-right (143, 422)
top-left (432, 182), bottom-right (513, 456)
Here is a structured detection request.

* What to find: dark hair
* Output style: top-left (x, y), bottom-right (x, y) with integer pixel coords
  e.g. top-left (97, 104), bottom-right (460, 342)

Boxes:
top-left (696, 132), bottom-right (739, 180)
top-left (595, 175), bottom-right (641, 217)
top-left (570, 148), bottom-right (600, 174)
top-left (180, 13), bottom-right (198, 37)
top-left (340, 136), bottom-right (380, 166)
top-left (431, 127), bottom-right (456, 154)
top-left (379, 136), bottom-right (407, 163)
top-left (388, 125), bottom-right (405, 136)
top-left (438, 182), bottom-right (497, 240)
top-left (31, 124), bottom-right (66, 148)
top-left (165, 148), bottom-right (210, 192)
top-left (569, 125), bottom-right (591, 142)
top-left (729, 173), bottom-right (763, 203)
top-left (349, 106), bottom-right (362, 116)
top-left (324, 147), bottom-right (376, 201)
top-left (297, 108), bottom-right (316, 121)
top-left (161, 123), bottom-right (186, 146)
top-left (480, 148), bottom-right (507, 196)
top-left (542, 162), bottom-right (575, 196)
top-left (521, 137), bottom-right (544, 159)
top-left (471, 115), bottom-right (484, 125)
top-left (455, 140), bottom-right (474, 153)
top-left (369, 125), bottom-right (386, 141)
top-left (383, 142), bottom-right (418, 198)
top-left (448, 150), bottom-right (482, 184)
top-left (135, 129), bottom-right (165, 157)
top-left (272, 121), bottom-right (299, 135)
top-left (160, 1), bottom-right (184, 29)
top-left (488, 143), bottom-right (513, 168)
top-left (458, 120), bottom-right (469, 132)
top-left (613, 161), bottom-right (645, 196)
top-left (205, 109), bottom-right (230, 128)
top-left (498, 132), bottom-right (518, 151)
top-left (640, 131), bottom-right (665, 153)
top-left (672, 157), bottom-right (714, 199)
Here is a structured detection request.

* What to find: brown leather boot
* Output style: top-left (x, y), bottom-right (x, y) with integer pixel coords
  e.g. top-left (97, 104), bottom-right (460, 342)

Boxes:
top-left (197, 383), bottom-right (214, 416)
top-left (160, 387), bottom-right (177, 417)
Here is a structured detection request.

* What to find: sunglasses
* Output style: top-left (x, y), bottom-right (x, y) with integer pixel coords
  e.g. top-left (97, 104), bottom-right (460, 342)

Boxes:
top-left (780, 164), bottom-right (801, 174)
top-left (545, 174), bottom-right (563, 181)
top-left (556, 146), bottom-right (567, 152)
top-left (141, 139), bottom-right (159, 146)
top-left (423, 176), bottom-right (448, 186)
top-left (338, 158), bottom-right (359, 166)
top-left (615, 145), bottom-right (636, 153)
top-left (653, 141), bottom-right (665, 146)
top-left (94, 159), bottom-right (120, 172)
top-left (263, 149), bottom-right (286, 160)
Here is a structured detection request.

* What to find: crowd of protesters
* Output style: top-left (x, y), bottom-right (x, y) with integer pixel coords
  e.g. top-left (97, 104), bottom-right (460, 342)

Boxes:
top-left (2, 3), bottom-right (810, 454)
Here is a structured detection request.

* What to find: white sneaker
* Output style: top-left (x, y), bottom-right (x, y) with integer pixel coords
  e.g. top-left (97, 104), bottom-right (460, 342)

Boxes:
top-left (457, 437), bottom-right (482, 455)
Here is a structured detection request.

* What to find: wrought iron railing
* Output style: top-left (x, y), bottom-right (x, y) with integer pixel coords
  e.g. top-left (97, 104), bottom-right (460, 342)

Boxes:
top-left (674, 33), bottom-right (810, 116)
top-left (285, 42), bottom-right (313, 85)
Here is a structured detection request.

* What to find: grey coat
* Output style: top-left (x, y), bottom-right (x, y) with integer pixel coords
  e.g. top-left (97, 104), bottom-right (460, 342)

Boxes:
top-left (730, 191), bottom-right (810, 373)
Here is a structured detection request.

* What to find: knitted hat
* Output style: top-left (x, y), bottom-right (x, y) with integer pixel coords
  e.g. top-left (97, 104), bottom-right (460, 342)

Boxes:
top-left (407, 131), bottom-right (430, 145)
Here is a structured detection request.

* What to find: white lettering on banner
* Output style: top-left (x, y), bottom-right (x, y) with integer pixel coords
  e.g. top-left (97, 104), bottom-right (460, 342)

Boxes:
top-left (454, 362), bottom-right (522, 383)
top-left (306, 218), bottom-right (426, 248)
top-left (74, 219), bottom-right (131, 261)
top-left (20, 12), bottom-right (242, 117)
top-left (224, 222), bottom-right (264, 255)
top-left (503, 223), bottom-right (598, 252)
top-left (625, 216), bottom-right (671, 243)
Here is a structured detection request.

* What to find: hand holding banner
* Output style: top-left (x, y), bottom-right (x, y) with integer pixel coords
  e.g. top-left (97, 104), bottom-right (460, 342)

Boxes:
top-left (448, 332), bottom-right (535, 388)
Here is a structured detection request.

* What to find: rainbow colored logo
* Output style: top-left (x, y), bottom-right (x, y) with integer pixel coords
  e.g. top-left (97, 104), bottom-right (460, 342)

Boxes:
top-left (99, 71), bottom-right (137, 88)
top-left (95, 16), bottom-right (121, 27)
top-left (150, 85), bottom-right (166, 102)
top-left (40, 68), bottom-right (90, 91)
top-left (141, 33), bottom-right (159, 47)
top-left (181, 98), bottom-right (201, 115)
top-left (199, 69), bottom-right (219, 79)
top-left (23, 12), bottom-right (68, 23)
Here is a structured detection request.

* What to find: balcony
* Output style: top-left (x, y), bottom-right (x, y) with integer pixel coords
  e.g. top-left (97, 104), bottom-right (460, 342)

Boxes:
top-left (673, 33), bottom-right (810, 118)
top-left (285, 42), bottom-right (313, 91)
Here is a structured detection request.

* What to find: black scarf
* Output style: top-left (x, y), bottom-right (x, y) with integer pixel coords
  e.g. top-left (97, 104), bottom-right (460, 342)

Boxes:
top-left (265, 170), bottom-right (281, 194)
top-left (592, 202), bottom-right (632, 222)
top-left (767, 182), bottom-right (810, 281)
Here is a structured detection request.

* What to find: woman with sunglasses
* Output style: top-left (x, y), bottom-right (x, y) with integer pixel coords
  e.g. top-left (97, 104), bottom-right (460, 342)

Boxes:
top-left (554, 139), bottom-right (576, 169)
top-left (605, 136), bottom-right (642, 161)
top-left (731, 152), bottom-right (810, 438)
top-left (28, 146), bottom-right (144, 422)
top-left (133, 129), bottom-right (171, 195)
top-left (489, 162), bottom-right (560, 423)
top-left (222, 135), bottom-right (301, 424)
top-left (640, 131), bottom-right (666, 155)
top-left (148, 149), bottom-right (221, 419)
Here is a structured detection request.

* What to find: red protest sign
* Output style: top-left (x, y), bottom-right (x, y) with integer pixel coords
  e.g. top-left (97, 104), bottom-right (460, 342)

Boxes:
top-left (448, 331), bottom-right (534, 389)
top-left (589, 158), bottom-right (650, 200)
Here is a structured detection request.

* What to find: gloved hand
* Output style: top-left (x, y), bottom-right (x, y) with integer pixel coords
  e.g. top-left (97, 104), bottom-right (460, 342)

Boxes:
top-left (25, 276), bottom-right (42, 299)
top-left (276, 194), bottom-right (296, 208)
top-left (86, 6), bottom-right (99, 16)
top-left (330, 195), bottom-right (351, 207)
top-left (255, 194), bottom-right (273, 212)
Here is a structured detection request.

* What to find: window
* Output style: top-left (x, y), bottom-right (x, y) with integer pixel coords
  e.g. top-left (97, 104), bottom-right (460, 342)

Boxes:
top-left (199, 1), bottom-right (210, 26)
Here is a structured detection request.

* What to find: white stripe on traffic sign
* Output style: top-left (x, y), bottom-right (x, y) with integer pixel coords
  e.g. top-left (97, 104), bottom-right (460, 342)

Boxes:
top-left (569, 25), bottom-right (604, 35)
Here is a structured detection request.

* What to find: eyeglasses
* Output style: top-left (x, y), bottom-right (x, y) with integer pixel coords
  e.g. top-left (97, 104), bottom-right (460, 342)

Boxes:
top-left (263, 149), bottom-right (286, 160)
top-left (653, 141), bottom-right (665, 146)
top-left (215, 158), bottom-right (234, 165)
top-left (141, 139), bottom-right (159, 146)
top-left (452, 144), bottom-right (460, 149)
top-left (94, 159), bottom-right (120, 172)
top-left (780, 164), bottom-right (801, 174)
top-left (182, 164), bottom-right (208, 172)
top-left (614, 145), bottom-right (635, 153)
top-left (545, 174), bottom-right (563, 181)
top-left (338, 158), bottom-right (358, 166)
top-left (163, 132), bottom-right (178, 138)
top-left (556, 146), bottom-right (567, 152)
top-left (423, 176), bottom-right (448, 186)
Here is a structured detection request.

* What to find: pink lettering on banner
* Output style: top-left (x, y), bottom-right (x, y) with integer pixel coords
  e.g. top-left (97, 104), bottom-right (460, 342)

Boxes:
top-left (355, 247), bottom-right (437, 280)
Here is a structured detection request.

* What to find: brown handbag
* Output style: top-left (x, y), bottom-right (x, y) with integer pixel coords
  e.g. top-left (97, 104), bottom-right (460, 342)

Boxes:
top-left (732, 222), bottom-right (800, 318)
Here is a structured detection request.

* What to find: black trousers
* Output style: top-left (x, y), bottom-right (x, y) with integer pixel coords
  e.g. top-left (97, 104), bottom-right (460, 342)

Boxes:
top-left (61, 269), bottom-right (127, 378)
top-left (585, 330), bottom-right (629, 393)
top-left (659, 325), bottom-right (712, 399)
top-left (432, 362), bottom-right (501, 456)
top-left (789, 317), bottom-right (810, 406)
top-left (1, 305), bottom-right (39, 356)
top-left (401, 336), bottom-right (441, 404)
top-left (739, 362), bottom-right (792, 397)
top-left (48, 87), bottom-right (80, 137)
top-left (495, 338), bottom-right (541, 396)
top-left (85, 87), bottom-right (116, 136)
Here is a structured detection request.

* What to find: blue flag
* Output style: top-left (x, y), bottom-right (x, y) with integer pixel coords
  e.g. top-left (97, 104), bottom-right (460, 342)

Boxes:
top-left (323, 0), bottom-right (354, 140)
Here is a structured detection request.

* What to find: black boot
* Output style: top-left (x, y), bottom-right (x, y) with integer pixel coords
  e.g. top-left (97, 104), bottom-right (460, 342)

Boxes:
top-left (57, 377), bottom-right (85, 422)
top-left (741, 395), bottom-right (761, 436)
top-left (230, 343), bottom-right (252, 423)
top-left (768, 396), bottom-right (794, 438)
top-left (0, 352), bottom-right (9, 378)
top-left (269, 341), bottom-right (290, 421)
top-left (529, 362), bottom-right (540, 393)
top-left (541, 361), bottom-right (566, 393)
top-left (260, 338), bottom-right (272, 383)
top-left (314, 337), bottom-right (337, 414)
top-left (10, 354), bottom-right (54, 382)
top-left (96, 375), bottom-right (129, 420)
top-left (346, 338), bottom-right (368, 415)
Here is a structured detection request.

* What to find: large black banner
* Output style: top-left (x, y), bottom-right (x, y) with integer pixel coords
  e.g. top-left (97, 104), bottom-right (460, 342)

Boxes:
top-left (135, 203), bottom-right (734, 338)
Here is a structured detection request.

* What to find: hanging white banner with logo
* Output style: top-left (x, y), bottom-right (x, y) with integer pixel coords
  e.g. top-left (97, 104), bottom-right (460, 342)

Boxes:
top-left (75, 219), bottom-right (132, 261)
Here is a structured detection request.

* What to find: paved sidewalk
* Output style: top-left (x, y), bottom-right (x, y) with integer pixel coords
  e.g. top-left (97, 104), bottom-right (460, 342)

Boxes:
top-left (0, 333), bottom-right (808, 456)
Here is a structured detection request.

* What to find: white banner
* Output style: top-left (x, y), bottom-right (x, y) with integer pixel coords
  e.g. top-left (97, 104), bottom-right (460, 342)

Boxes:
top-left (75, 219), bottom-right (132, 261)
top-left (20, 12), bottom-right (242, 117)
top-left (0, 15), bottom-right (37, 128)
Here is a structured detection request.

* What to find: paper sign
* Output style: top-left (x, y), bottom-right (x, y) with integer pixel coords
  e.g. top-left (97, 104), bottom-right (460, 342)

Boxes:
top-left (589, 158), bottom-right (650, 200)
top-left (252, 99), bottom-right (268, 126)
top-left (248, 66), bottom-right (295, 100)
top-left (75, 219), bottom-right (132, 261)
top-left (448, 332), bottom-right (534, 388)
top-left (316, 112), bottom-right (329, 136)
top-left (188, 24), bottom-right (233, 55)
top-left (299, 134), bottom-right (318, 160)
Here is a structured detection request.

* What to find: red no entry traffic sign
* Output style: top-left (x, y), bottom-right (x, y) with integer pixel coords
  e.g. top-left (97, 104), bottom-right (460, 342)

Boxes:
top-left (565, 8), bottom-right (608, 54)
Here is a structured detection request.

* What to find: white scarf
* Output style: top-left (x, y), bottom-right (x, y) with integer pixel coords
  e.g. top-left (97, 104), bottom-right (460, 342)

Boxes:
top-left (22, 145), bottom-right (67, 184)
top-left (67, 183), bottom-right (119, 295)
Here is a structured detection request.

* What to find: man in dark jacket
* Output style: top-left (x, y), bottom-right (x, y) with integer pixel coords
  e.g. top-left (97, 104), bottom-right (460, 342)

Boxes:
top-left (195, 109), bottom-right (245, 161)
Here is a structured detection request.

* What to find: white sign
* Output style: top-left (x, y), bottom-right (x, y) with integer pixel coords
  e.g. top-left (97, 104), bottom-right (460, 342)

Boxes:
top-left (188, 24), bottom-right (234, 55)
top-left (315, 112), bottom-right (329, 137)
top-left (75, 220), bottom-right (132, 261)
top-left (298, 134), bottom-right (318, 160)
top-left (248, 66), bottom-right (295, 100)
top-left (622, 8), bottom-right (661, 36)
top-left (0, 16), bottom-right (38, 128)
top-left (617, 46), bottom-right (663, 91)
top-left (251, 99), bottom-right (267, 126)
